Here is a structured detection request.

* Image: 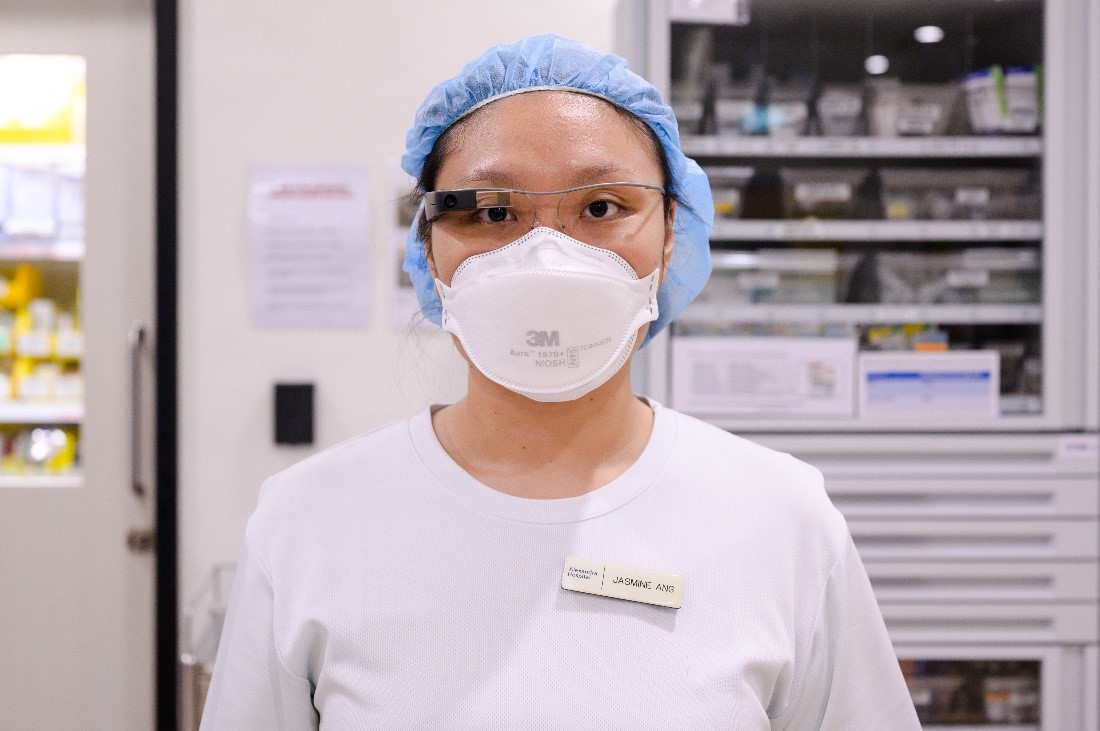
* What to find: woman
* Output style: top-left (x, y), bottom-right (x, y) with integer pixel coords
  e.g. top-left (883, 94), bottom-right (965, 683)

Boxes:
top-left (202, 35), bottom-right (919, 729)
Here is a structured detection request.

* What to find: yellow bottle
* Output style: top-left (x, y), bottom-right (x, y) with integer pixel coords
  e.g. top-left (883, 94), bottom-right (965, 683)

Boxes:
top-left (0, 264), bottom-right (43, 310)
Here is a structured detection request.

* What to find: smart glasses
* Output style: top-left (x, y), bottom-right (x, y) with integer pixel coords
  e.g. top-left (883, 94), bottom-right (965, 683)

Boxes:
top-left (424, 182), bottom-right (666, 249)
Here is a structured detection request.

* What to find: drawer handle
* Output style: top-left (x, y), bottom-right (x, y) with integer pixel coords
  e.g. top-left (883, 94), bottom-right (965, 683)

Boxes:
top-left (886, 617), bottom-right (1054, 631)
top-left (855, 534), bottom-right (1053, 549)
top-left (833, 492), bottom-right (1053, 508)
top-left (873, 576), bottom-right (1053, 590)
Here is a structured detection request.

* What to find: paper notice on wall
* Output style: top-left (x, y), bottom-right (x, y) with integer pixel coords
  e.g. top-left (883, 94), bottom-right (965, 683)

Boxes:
top-left (670, 336), bottom-right (857, 417)
top-left (858, 351), bottom-right (1000, 420)
top-left (249, 163), bottom-right (370, 327)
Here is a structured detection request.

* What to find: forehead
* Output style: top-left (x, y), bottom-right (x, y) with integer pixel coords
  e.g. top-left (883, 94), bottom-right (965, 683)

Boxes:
top-left (435, 90), bottom-right (661, 190)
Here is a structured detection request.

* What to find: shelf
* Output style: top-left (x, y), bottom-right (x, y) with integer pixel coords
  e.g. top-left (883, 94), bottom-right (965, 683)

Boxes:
top-left (0, 143), bottom-right (85, 168)
top-left (711, 220), bottom-right (1044, 242)
top-left (0, 240), bottom-right (83, 262)
top-left (1000, 394), bottom-right (1044, 414)
top-left (680, 303), bottom-right (1043, 325)
top-left (682, 135), bottom-right (1043, 158)
top-left (0, 473), bottom-right (81, 489)
top-left (922, 726), bottom-right (1038, 731)
top-left (0, 402), bottom-right (83, 424)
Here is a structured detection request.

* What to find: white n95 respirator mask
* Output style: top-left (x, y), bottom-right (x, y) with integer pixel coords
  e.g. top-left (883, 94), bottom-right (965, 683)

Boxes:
top-left (434, 227), bottom-right (660, 402)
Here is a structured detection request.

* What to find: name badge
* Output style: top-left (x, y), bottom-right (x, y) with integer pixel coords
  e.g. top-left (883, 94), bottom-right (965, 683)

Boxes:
top-left (561, 555), bottom-right (684, 609)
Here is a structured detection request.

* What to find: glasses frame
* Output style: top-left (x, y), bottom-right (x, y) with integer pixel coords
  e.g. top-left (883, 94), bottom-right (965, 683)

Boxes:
top-left (423, 181), bottom-right (667, 233)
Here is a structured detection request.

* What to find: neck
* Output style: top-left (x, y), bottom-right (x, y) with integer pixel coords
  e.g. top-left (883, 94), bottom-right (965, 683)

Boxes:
top-left (432, 362), bottom-right (655, 499)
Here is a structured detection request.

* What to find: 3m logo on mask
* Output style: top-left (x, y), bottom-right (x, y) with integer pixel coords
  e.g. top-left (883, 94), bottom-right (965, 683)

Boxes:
top-left (526, 330), bottom-right (560, 348)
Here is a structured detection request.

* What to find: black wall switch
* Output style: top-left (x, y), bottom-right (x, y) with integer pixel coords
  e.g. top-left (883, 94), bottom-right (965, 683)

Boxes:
top-left (274, 383), bottom-right (314, 445)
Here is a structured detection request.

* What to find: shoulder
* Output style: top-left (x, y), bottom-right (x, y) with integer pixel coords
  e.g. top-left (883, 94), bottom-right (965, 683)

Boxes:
top-left (244, 416), bottom-right (417, 552)
top-left (664, 406), bottom-right (827, 498)
top-left (660, 406), bottom-right (847, 554)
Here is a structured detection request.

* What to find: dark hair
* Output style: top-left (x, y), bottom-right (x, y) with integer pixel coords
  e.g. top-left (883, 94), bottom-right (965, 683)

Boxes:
top-left (411, 93), bottom-right (684, 246)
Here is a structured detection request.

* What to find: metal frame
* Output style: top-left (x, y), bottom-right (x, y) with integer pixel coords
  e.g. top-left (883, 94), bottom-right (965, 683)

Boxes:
top-left (1042, 0), bottom-right (1088, 432)
top-left (642, 0), bottom-right (1096, 434)
top-left (1086, 0), bottom-right (1100, 431)
top-left (154, 0), bottom-right (179, 727)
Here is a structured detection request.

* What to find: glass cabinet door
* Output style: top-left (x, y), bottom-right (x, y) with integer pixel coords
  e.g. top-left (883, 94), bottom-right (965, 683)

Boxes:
top-left (891, 644), bottom-right (1090, 730)
top-left (649, 0), bottom-right (1091, 432)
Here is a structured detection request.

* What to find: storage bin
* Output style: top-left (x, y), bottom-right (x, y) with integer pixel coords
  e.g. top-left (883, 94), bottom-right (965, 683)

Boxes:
top-left (869, 81), bottom-right (960, 137)
top-left (817, 86), bottom-right (863, 136)
top-left (964, 68), bottom-right (1003, 134)
top-left (5, 165), bottom-right (57, 239)
top-left (672, 99), bottom-right (704, 136)
top-left (780, 167), bottom-right (869, 219)
top-left (0, 165), bottom-right (10, 242)
top-left (714, 98), bottom-right (754, 135)
top-left (880, 168), bottom-right (1040, 221)
top-left (703, 166), bottom-right (754, 219)
top-left (1003, 65), bottom-right (1041, 133)
top-left (765, 86), bottom-right (810, 137)
top-left (875, 249), bottom-right (1040, 305)
top-left (964, 66), bottom-right (1041, 134)
top-left (704, 249), bottom-right (840, 305)
top-left (715, 85), bottom-right (810, 137)
top-left (55, 165), bottom-right (84, 241)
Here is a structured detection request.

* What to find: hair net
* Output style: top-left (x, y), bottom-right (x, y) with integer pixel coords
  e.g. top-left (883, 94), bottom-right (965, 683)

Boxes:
top-left (401, 34), bottom-right (714, 345)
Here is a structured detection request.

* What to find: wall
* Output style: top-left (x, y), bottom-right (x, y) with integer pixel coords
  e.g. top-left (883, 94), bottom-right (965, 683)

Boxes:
top-left (178, 1), bottom-right (632, 617)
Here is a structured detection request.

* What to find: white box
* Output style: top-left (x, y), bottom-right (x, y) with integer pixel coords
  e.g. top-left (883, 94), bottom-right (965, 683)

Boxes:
top-left (671, 336), bottom-right (857, 417)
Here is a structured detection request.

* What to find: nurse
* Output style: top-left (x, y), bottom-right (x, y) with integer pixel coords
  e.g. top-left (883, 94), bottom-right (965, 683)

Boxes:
top-left (202, 35), bottom-right (920, 729)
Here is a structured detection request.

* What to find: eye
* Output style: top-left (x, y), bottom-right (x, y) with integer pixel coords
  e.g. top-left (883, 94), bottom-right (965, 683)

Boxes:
top-left (476, 206), bottom-right (514, 224)
top-left (584, 199), bottom-right (621, 219)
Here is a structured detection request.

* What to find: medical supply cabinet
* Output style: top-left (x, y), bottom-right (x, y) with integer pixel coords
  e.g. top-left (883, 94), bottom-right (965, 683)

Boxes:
top-left (644, 0), bottom-right (1099, 726)
top-left (0, 8), bottom-right (160, 726)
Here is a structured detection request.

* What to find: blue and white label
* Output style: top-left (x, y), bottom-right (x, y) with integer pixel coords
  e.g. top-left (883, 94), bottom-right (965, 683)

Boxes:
top-left (859, 352), bottom-right (1001, 419)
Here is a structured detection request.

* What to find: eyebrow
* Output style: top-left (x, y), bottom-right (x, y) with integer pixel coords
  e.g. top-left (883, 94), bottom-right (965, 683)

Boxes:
top-left (453, 163), bottom-right (641, 190)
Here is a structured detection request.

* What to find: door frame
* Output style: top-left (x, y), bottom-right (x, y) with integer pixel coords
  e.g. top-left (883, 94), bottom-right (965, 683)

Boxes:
top-left (154, 0), bottom-right (179, 728)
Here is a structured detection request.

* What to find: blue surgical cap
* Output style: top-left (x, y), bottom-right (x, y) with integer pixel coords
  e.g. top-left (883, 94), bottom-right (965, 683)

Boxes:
top-left (401, 34), bottom-right (714, 344)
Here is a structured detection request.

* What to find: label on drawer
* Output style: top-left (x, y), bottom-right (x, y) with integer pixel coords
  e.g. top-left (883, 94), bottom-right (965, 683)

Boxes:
top-left (795, 182), bottom-right (851, 205)
top-left (954, 186), bottom-right (991, 206)
top-left (735, 272), bottom-right (781, 290)
top-left (946, 269), bottom-right (991, 288)
top-left (1058, 436), bottom-right (1099, 459)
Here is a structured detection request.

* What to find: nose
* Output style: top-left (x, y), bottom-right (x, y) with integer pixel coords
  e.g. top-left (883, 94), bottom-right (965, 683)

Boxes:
top-left (524, 192), bottom-right (570, 233)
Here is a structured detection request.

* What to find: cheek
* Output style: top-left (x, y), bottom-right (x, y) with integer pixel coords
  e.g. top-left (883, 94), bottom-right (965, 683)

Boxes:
top-left (427, 235), bottom-right (482, 286)
top-left (618, 229), bottom-right (668, 279)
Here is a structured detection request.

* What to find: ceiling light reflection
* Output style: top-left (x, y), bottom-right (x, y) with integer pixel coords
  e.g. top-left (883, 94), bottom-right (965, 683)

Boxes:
top-left (864, 55), bottom-right (890, 75)
top-left (914, 25), bottom-right (945, 43)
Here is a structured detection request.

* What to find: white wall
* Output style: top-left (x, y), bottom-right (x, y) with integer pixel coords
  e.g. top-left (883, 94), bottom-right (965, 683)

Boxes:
top-left (178, 1), bottom-right (630, 615)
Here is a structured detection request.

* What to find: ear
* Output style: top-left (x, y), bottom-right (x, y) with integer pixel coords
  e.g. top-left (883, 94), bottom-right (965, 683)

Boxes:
top-left (425, 241), bottom-right (437, 280)
top-left (416, 207), bottom-right (440, 281)
top-left (661, 200), bottom-right (677, 281)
